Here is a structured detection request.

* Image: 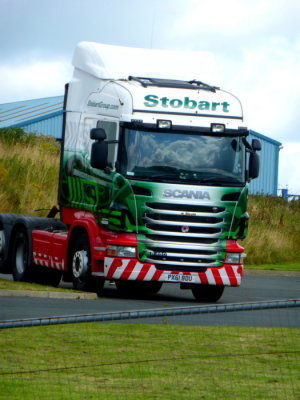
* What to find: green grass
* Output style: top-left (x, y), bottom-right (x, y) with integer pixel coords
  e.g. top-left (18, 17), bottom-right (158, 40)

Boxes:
top-left (0, 127), bottom-right (60, 216)
top-left (0, 323), bottom-right (299, 399)
top-left (0, 278), bottom-right (81, 293)
top-left (245, 262), bottom-right (300, 272)
top-left (243, 196), bottom-right (300, 266)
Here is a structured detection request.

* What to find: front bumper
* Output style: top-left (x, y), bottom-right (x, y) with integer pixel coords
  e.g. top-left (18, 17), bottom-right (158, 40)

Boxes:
top-left (104, 257), bottom-right (243, 287)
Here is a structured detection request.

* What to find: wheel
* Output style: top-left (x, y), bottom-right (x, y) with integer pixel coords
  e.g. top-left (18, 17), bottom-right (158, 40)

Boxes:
top-left (70, 232), bottom-right (92, 291)
top-left (191, 285), bottom-right (224, 302)
top-left (70, 232), bottom-right (104, 292)
top-left (0, 230), bottom-right (8, 273)
top-left (43, 268), bottom-right (62, 287)
top-left (11, 227), bottom-right (33, 282)
top-left (116, 280), bottom-right (162, 295)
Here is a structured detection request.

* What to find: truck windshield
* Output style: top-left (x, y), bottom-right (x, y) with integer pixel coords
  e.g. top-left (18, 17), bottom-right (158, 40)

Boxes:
top-left (120, 129), bottom-right (246, 185)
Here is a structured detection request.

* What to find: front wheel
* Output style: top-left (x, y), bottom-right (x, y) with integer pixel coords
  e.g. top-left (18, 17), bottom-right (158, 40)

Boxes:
top-left (70, 232), bottom-right (93, 291)
top-left (70, 232), bottom-right (104, 293)
top-left (191, 285), bottom-right (224, 302)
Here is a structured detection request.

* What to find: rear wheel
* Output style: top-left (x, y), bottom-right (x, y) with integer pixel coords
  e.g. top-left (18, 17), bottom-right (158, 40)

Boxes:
top-left (191, 285), bottom-right (224, 302)
top-left (0, 230), bottom-right (8, 273)
top-left (11, 227), bottom-right (33, 282)
top-left (34, 267), bottom-right (62, 287)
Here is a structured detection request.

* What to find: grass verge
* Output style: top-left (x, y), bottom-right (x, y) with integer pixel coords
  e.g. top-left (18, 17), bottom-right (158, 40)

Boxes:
top-left (244, 196), bottom-right (300, 265)
top-left (0, 322), bottom-right (298, 400)
top-left (245, 262), bottom-right (300, 272)
top-left (0, 278), bottom-right (79, 293)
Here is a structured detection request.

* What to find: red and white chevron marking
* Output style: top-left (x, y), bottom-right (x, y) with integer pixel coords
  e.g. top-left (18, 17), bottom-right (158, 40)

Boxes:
top-left (33, 252), bottom-right (65, 271)
top-left (104, 257), bottom-right (243, 287)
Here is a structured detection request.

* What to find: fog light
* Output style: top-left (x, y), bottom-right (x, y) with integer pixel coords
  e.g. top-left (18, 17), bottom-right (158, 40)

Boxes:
top-left (107, 245), bottom-right (136, 258)
top-left (225, 252), bottom-right (246, 264)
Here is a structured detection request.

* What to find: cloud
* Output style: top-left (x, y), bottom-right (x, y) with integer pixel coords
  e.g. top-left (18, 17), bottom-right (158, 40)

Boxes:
top-left (224, 40), bottom-right (300, 141)
top-left (166, 0), bottom-right (300, 48)
top-left (162, 0), bottom-right (300, 145)
top-left (0, 60), bottom-right (72, 102)
top-left (279, 142), bottom-right (300, 194)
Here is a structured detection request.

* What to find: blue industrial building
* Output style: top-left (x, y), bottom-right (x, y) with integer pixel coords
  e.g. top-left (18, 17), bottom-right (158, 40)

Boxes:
top-left (0, 96), bottom-right (281, 196)
top-left (0, 96), bottom-right (64, 139)
top-left (248, 130), bottom-right (281, 196)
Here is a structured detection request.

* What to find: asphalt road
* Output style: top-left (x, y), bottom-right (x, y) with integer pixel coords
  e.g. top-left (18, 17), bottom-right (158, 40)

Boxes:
top-left (1, 274), bottom-right (299, 327)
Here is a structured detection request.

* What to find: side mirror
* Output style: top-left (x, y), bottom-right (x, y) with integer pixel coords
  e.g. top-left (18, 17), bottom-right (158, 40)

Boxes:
top-left (91, 141), bottom-right (108, 170)
top-left (252, 138), bottom-right (261, 151)
top-left (90, 128), bottom-right (107, 141)
top-left (90, 128), bottom-right (108, 170)
top-left (249, 152), bottom-right (260, 179)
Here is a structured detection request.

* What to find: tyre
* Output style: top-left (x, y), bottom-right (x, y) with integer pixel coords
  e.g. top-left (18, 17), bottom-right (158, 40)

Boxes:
top-left (34, 266), bottom-right (62, 287)
top-left (44, 268), bottom-right (62, 287)
top-left (11, 227), bottom-right (33, 282)
top-left (191, 285), bottom-right (224, 302)
top-left (0, 230), bottom-right (8, 273)
top-left (70, 232), bottom-right (104, 293)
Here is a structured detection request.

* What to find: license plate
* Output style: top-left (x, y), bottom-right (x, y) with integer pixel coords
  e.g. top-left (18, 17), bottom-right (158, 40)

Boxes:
top-left (164, 273), bottom-right (195, 283)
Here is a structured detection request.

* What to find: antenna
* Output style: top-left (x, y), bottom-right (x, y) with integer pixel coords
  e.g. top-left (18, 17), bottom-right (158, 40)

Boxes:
top-left (150, 1), bottom-right (157, 49)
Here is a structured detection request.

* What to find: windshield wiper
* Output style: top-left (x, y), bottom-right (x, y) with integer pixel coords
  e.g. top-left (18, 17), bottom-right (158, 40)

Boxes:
top-left (127, 174), bottom-right (178, 183)
top-left (199, 176), bottom-right (243, 185)
top-left (148, 174), bottom-right (183, 183)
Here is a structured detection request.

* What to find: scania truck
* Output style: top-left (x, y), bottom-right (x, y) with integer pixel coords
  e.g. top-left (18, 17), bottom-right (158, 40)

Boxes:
top-left (0, 42), bottom-right (261, 301)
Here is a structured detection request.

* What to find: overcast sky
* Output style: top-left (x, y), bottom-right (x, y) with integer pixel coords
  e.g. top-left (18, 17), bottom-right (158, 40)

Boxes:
top-left (1, 0), bottom-right (300, 193)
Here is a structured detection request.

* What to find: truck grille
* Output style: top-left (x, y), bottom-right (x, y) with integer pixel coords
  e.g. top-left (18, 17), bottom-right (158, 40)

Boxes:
top-left (139, 202), bottom-right (226, 269)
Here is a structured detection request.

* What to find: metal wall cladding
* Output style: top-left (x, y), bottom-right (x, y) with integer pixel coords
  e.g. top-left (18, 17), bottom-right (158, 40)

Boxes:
top-left (249, 130), bottom-right (281, 196)
top-left (22, 113), bottom-right (63, 139)
top-left (0, 95), bottom-right (64, 139)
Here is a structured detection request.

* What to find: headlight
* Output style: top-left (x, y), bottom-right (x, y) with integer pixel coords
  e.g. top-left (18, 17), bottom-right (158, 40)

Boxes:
top-left (107, 245), bottom-right (136, 258)
top-left (225, 252), bottom-right (246, 264)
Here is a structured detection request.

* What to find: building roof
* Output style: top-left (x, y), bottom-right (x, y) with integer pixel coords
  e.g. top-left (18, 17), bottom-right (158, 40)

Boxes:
top-left (0, 95), bottom-right (64, 129)
top-left (250, 129), bottom-right (282, 147)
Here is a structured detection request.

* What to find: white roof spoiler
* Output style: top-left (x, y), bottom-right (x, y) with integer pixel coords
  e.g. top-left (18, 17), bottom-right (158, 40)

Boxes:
top-left (72, 41), bottom-right (221, 85)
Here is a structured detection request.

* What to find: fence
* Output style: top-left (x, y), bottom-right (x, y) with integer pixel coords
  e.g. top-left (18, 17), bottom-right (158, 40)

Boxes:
top-left (280, 188), bottom-right (300, 201)
top-left (1, 299), bottom-right (299, 400)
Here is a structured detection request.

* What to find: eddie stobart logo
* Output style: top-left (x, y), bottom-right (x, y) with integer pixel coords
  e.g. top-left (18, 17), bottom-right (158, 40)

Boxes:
top-left (144, 94), bottom-right (230, 113)
top-left (163, 189), bottom-right (210, 200)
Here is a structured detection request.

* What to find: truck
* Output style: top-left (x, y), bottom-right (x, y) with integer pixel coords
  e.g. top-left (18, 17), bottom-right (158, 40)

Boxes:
top-left (0, 42), bottom-right (261, 302)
